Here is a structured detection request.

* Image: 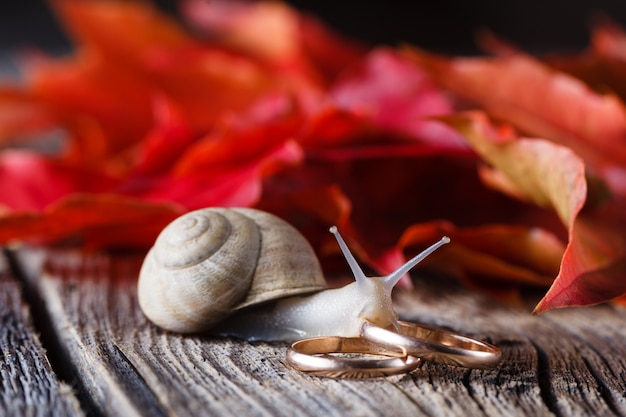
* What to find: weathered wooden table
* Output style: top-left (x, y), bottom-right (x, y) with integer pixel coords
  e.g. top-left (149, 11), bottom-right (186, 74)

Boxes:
top-left (1, 248), bottom-right (625, 417)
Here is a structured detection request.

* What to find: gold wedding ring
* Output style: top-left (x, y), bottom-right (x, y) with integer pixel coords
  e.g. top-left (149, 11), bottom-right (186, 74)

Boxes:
top-left (361, 320), bottom-right (501, 369)
top-left (286, 336), bottom-right (421, 378)
top-left (285, 322), bottom-right (500, 378)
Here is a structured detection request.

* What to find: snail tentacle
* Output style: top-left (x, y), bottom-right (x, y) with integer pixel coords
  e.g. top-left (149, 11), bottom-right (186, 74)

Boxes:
top-left (383, 236), bottom-right (450, 291)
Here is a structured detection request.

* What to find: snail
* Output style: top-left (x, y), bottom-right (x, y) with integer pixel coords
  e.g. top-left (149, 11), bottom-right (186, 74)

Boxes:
top-left (138, 207), bottom-right (449, 342)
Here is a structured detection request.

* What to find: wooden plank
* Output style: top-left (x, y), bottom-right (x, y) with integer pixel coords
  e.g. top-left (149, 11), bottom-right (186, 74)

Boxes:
top-left (395, 278), bottom-right (626, 417)
top-left (15, 249), bottom-right (626, 417)
top-left (540, 306), bottom-right (626, 415)
top-left (0, 252), bottom-right (83, 417)
top-left (17, 251), bottom-right (168, 417)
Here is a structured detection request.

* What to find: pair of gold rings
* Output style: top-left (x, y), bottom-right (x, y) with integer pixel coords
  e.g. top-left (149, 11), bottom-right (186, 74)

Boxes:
top-left (286, 320), bottom-right (501, 378)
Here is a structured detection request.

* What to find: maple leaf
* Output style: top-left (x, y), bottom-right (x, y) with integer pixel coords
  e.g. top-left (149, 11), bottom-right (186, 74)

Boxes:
top-left (541, 20), bottom-right (626, 100)
top-left (328, 48), bottom-right (465, 147)
top-left (0, 194), bottom-right (182, 249)
top-left (258, 131), bottom-right (560, 290)
top-left (403, 46), bottom-right (626, 196)
top-left (180, 0), bottom-right (367, 86)
top-left (0, 0), bottom-right (311, 248)
top-left (442, 112), bottom-right (626, 311)
top-left (0, 88), bottom-right (57, 143)
top-left (24, 51), bottom-right (155, 167)
top-left (397, 221), bottom-right (563, 303)
top-left (0, 151), bottom-right (118, 211)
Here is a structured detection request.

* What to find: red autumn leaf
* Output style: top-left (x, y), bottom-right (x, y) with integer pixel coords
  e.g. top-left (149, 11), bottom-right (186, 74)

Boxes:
top-left (397, 221), bottom-right (563, 303)
top-left (329, 48), bottom-right (464, 147)
top-left (172, 93), bottom-right (303, 176)
top-left (128, 93), bottom-right (305, 210)
top-left (535, 198), bottom-right (626, 311)
top-left (440, 112), bottom-right (626, 311)
top-left (51, 0), bottom-right (191, 62)
top-left (297, 106), bottom-right (371, 149)
top-left (297, 48), bottom-right (465, 151)
top-left (257, 129), bottom-right (556, 288)
top-left (0, 88), bottom-right (57, 143)
top-left (139, 46), bottom-right (281, 131)
top-left (543, 20), bottom-right (626, 100)
top-left (24, 51), bottom-right (155, 165)
top-left (52, 0), bottom-right (284, 132)
top-left (443, 113), bottom-right (586, 228)
top-left (404, 46), bottom-right (626, 195)
top-left (180, 0), bottom-right (367, 86)
top-left (0, 151), bottom-right (117, 211)
top-left (132, 97), bottom-right (198, 177)
top-left (0, 194), bottom-right (182, 249)
top-left (135, 139), bottom-right (302, 210)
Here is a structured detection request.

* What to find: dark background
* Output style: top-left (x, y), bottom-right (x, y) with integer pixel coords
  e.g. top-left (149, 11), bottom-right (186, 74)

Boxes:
top-left (2, 0), bottom-right (626, 54)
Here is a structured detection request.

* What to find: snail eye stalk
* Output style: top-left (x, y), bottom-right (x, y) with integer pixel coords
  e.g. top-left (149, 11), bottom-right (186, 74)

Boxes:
top-left (382, 236), bottom-right (450, 291)
top-left (329, 226), bottom-right (368, 287)
top-left (329, 226), bottom-right (450, 291)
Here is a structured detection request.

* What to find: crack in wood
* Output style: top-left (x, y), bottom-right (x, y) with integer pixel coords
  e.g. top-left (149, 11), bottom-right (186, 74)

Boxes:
top-left (541, 311), bottom-right (626, 417)
top-left (462, 369), bottom-right (488, 416)
top-left (579, 355), bottom-right (623, 417)
top-left (1, 250), bottom-right (84, 416)
top-left (109, 343), bottom-right (169, 417)
top-left (527, 338), bottom-right (561, 417)
top-left (3, 249), bottom-right (95, 417)
top-left (395, 374), bottom-right (434, 417)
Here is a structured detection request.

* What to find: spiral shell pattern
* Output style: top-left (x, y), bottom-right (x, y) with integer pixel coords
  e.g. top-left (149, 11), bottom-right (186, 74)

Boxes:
top-left (138, 208), bottom-right (327, 333)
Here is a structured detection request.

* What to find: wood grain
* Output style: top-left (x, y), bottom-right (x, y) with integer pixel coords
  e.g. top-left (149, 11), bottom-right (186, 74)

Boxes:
top-left (395, 278), bottom-right (626, 417)
top-left (0, 252), bottom-right (83, 417)
top-left (11, 249), bottom-right (626, 417)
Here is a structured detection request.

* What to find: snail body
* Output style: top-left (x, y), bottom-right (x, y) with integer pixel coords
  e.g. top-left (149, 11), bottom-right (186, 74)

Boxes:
top-left (214, 273), bottom-right (396, 341)
top-left (138, 208), bottom-right (449, 342)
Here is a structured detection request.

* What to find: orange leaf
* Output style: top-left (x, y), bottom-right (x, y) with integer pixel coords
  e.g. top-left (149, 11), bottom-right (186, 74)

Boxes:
top-left (52, 0), bottom-right (190, 61)
top-left (52, 0), bottom-right (279, 132)
top-left (26, 51), bottom-right (154, 163)
top-left (543, 21), bottom-right (626, 100)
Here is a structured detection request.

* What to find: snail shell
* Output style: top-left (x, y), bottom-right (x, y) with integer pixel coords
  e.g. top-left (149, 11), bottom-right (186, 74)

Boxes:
top-left (137, 207), bottom-right (328, 333)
